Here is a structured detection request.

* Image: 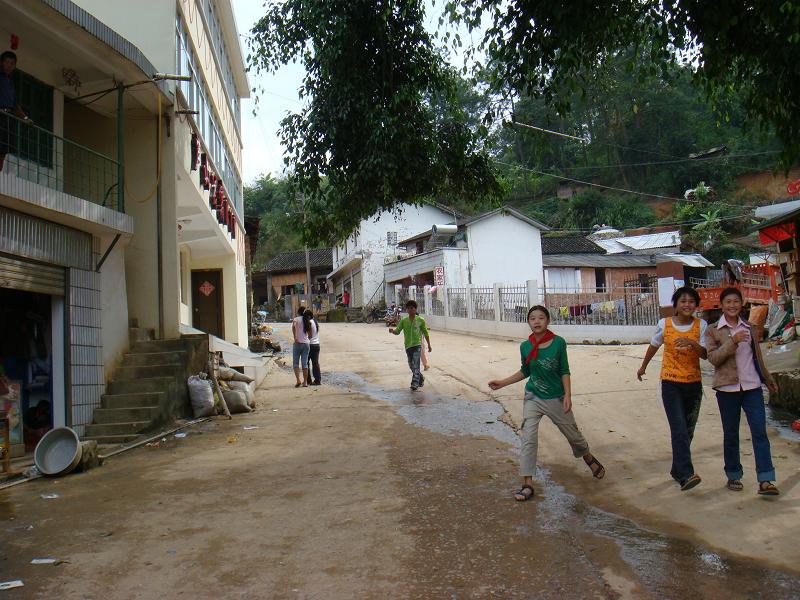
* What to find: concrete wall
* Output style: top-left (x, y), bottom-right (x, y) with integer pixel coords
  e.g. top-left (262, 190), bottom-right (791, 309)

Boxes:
top-left (192, 252), bottom-right (247, 346)
top-left (98, 235), bottom-right (130, 373)
top-left (72, 0), bottom-right (175, 74)
top-left (466, 214), bottom-right (544, 286)
top-left (424, 314), bottom-right (653, 344)
top-left (606, 267), bottom-right (657, 289)
top-left (332, 203), bottom-right (455, 306)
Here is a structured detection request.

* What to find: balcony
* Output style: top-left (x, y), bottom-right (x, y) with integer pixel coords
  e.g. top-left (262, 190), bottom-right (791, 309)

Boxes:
top-left (1, 111), bottom-right (121, 211)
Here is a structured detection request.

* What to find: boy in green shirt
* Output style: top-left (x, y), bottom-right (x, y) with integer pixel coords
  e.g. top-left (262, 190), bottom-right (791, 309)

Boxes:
top-left (389, 300), bottom-right (432, 390)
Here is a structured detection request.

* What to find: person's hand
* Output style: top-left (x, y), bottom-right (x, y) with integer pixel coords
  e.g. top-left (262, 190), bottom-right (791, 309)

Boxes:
top-left (768, 380), bottom-right (779, 395)
top-left (427, 344), bottom-right (432, 353)
top-left (488, 380), bottom-right (503, 391)
top-left (637, 366), bottom-right (646, 381)
top-left (674, 337), bottom-right (695, 349)
top-left (563, 395), bottom-right (572, 414)
top-left (731, 330), bottom-right (749, 344)
top-left (388, 328), bottom-right (395, 334)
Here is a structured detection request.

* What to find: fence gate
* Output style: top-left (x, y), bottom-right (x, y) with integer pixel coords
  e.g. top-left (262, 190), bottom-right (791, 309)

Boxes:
top-left (623, 275), bottom-right (659, 325)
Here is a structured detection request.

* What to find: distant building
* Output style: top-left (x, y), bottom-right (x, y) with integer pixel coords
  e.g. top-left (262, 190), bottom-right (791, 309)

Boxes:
top-left (253, 248), bottom-right (333, 304)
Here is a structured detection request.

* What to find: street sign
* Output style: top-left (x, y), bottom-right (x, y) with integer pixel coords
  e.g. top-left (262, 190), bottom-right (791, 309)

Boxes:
top-left (434, 266), bottom-right (445, 286)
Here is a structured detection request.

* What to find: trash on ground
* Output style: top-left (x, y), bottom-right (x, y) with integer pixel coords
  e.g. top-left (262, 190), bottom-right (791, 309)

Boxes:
top-left (40, 493), bottom-right (59, 499)
top-left (145, 442), bottom-right (161, 448)
top-left (30, 558), bottom-right (60, 565)
top-left (243, 425), bottom-right (259, 430)
top-left (791, 419), bottom-right (800, 432)
top-left (0, 581), bottom-right (24, 590)
top-left (174, 433), bottom-right (187, 439)
top-left (227, 436), bottom-right (238, 444)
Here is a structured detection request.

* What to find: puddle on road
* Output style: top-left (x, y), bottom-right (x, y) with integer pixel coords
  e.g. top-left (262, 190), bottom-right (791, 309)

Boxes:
top-left (324, 368), bottom-right (800, 599)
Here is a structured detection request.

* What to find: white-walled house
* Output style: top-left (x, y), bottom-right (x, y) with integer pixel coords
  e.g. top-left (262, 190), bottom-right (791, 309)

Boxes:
top-left (383, 206), bottom-right (548, 293)
top-left (328, 202), bottom-right (457, 307)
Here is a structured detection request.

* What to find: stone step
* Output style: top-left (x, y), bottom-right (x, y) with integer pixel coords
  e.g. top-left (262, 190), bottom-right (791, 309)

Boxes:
top-left (129, 327), bottom-right (155, 343)
top-left (131, 339), bottom-right (186, 353)
top-left (102, 392), bottom-right (164, 409)
top-left (122, 351), bottom-right (186, 367)
top-left (93, 407), bottom-right (159, 424)
top-left (113, 364), bottom-right (184, 381)
top-left (106, 377), bottom-right (175, 396)
top-left (87, 434), bottom-right (141, 445)
top-left (84, 421), bottom-right (152, 437)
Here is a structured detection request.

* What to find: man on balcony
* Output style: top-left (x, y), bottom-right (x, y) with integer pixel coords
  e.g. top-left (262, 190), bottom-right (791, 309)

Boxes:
top-left (0, 51), bottom-right (30, 173)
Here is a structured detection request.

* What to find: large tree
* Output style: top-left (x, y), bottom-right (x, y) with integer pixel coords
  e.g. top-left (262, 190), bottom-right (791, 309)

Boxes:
top-left (446, 0), bottom-right (800, 169)
top-left (248, 0), bottom-right (503, 245)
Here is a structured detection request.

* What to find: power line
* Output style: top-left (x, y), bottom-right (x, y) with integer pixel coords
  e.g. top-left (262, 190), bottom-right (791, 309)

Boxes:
top-left (555, 150), bottom-right (781, 172)
top-left (537, 209), bottom-right (756, 234)
top-left (495, 160), bottom-right (758, 209)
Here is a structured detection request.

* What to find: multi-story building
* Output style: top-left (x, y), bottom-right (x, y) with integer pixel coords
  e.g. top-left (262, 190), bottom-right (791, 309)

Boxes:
top-left (0, 0), bottom-right (248, 451)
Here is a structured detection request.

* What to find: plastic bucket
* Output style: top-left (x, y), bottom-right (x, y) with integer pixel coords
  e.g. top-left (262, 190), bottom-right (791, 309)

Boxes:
top-left (34, 427), bottom-right (82, 476)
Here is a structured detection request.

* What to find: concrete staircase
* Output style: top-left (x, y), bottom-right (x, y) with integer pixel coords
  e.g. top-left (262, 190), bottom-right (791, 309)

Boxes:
top-left (84, 325), bottom-right (199, 445)
top-left (345, 307), bottom-right (364, 322)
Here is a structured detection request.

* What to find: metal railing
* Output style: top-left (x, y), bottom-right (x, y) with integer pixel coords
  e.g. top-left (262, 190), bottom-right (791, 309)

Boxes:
top-left (544, 285), bottom-right (659, 326)
top-left (471, 286), bottom-right (495, 320)
top-left (415, 288), bottom-right (425, 312)
top-left (0, 111), bottom-right (121, 211)
top-left (430, 291), bottom-right (445, 316)
top-left (447, 287), bottom-right (468, 318)
top-left (499, 285), bottom-right (528, 322)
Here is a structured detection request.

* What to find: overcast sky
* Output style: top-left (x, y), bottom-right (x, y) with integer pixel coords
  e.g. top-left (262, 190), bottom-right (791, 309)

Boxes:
top-left (232, 1), bottom-right (485, 185)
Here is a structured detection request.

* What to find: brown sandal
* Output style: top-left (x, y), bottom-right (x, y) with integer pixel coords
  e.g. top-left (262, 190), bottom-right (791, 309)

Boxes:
top-left (758, 481), bottom-right (780, 496)
top-left (514, 485), bottom-right (534, 502)
top-left (726, 479), bottom-right (743, 491)
top-left (584, 454), bottom-right (606, 479)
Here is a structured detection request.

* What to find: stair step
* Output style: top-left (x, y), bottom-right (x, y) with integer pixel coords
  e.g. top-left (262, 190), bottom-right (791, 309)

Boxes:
top-left (86, 434), bottom-right (141, 445)
top-left (129, 327), bottom-right (155, 343)
top-left (93, 407), bottom-right (159, 424)
top-left (132, 339), bottom-right (186, 353)
top-left (84, 421), bottom-right (152, 437)
top-left (122, 351), bottom-right (186, 367)
top-left (107, 377), bottom-right (175, 396)
top-left (102, 392), bottom-right (165, 409)
top-left (113, 364), bottom-right (184, 381)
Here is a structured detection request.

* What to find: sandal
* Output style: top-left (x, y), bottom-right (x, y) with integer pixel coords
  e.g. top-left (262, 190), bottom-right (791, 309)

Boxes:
top-left (584, 454), bottom-right (606, 479)
top-left (758, 481), bottom-right (780, 496)
top-left (514, 485), bottom-right (534, 502)
top-left (680, 474), bottom-right (702, 491)
top-left (726, 479), bottom-right (743, 491)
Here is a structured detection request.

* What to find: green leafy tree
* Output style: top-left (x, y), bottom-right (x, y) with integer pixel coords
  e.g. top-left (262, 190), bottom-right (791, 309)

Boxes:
top-left (445, 0), bottom-right (800, 169)
top-left (247, 0), bottom-right (503, 245)
top-left (244, 174), bottom-right (304, 269)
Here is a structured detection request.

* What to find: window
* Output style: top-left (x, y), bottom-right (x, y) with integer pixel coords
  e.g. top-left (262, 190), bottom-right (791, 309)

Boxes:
top-left (12, 70), bottom-right (53, 167)
top-left (594, 268), bottom-right (606, 291)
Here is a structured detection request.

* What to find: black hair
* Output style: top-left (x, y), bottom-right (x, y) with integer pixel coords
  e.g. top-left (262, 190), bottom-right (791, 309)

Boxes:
top-left (0, 51), bottom-right (17, 63)
top-left (527, 305), bottom-right (550, 321)
top-left (720, 287), bottom-right (743, 303)
top-left (304, 308), bottom-right (319, 332)
top-left (405, 299), bottom-right (418, 309)
top-left (297, 307), bottom-right (306, 316)
top-left (302, 309), bottom-right (313, 336)
top-left (671, 286), bottom-right (700, 308)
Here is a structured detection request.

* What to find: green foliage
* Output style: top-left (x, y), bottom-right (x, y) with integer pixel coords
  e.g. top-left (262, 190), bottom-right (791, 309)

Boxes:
top-left (445, 0), bottom-right (800, 170)
top-left (543, 190), bottom-right (655, 231)
top-left (247, 0), bottom-right (503, 245)
top-left (244, 174), bottom-right (303, 269)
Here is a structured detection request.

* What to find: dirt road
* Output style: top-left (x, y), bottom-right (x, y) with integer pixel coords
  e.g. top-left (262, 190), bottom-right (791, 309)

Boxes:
top-left (1, 322), bottom-right (799, 598)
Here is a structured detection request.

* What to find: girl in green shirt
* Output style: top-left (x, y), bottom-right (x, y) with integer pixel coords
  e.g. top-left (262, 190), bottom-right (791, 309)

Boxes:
top-left (488, 305), bottom-right (605, 501)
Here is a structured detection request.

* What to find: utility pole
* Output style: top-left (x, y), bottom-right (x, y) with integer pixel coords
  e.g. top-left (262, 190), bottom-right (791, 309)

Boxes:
top-left (305, 245), bottom-right (312, 298)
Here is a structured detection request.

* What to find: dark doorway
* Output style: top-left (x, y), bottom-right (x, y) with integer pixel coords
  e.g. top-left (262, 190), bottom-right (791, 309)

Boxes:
top-left (191, 270), bottom-right (224, 338)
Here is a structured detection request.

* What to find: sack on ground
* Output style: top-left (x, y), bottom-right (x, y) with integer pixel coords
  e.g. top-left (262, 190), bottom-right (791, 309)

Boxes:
top-left (227, 380), bottom-right (256, 408)
top-left (188, 375), bottom-right (216, 418)
top-left (222, 389), bottom-right (251, 414)
top-left (218, 366), bottom-right (255, 383)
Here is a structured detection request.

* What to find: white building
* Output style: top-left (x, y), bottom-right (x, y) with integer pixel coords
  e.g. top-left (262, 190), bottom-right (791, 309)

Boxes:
top-left (383, 206), bottom-right (549, 292)
top-left (328, 202), bottom-right (457, 307)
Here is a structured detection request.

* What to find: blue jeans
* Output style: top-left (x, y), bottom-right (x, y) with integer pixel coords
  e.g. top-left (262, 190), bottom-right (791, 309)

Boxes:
top-left (716, 388), bottom-right (775, 482)
top-left (292, 342), bottom-right (310, 370)
top-left (308, 344), bottom-right (321, 383)
top-left (661, 380), bottom-right (702, 483)
top-left (405, 345), bottom-right (423, 388)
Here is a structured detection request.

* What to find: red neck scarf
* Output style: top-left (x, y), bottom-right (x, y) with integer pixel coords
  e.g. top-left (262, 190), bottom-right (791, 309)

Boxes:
top-left (526, 330), bottom-right (555, 364)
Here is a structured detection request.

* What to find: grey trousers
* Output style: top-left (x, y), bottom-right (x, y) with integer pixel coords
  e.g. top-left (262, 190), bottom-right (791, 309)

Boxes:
top-left (520, 391), bottom-right (590, 477)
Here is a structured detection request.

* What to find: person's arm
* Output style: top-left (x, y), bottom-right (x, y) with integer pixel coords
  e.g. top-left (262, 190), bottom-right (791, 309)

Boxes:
top-left (706, 327), bottom-right (741, 367)
top-left (562, 374), bottom-right (572, 413)
top-left (488, 371), bottom-right (526, 390)
top-left (421, 321), bottom-right (431, 352)
top-left (389, 319), bottom-right (404, 335)
top-left (291, 319), bottom-right (296, 341)
top-left (637, 345), bottom-right (660, 380)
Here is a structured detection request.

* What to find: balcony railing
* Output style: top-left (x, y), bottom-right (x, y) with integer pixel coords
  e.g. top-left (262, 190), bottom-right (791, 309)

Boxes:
top-left (0, 111), bottom-right (121, 212)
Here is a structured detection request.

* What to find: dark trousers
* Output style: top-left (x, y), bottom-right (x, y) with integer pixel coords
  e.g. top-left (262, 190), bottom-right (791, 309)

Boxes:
top-left (307, 344), bottom-right (321, 384)
top-left (405, 345), bottom-right (423, 388)
top-left (716, 388), bottom-right (775, 482)
top-left (661, 380), bottom-right (702, 483)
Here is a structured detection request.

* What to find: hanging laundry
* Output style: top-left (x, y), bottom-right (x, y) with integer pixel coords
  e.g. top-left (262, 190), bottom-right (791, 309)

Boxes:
top-left (558, 306), bottom-right (568, 318)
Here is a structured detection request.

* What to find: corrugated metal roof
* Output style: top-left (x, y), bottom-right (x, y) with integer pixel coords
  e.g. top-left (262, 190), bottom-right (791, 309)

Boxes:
top-left (617, 231), bottom-right (681, 251)
top-left (656, 253), bottom-right (714, 268)
top-left (543, 254), bottom-right (655, 268)
top-left (592, 238), bottom-right (629, 254)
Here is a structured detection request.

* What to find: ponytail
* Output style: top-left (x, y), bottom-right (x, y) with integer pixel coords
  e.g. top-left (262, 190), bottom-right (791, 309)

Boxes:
top-left (302, 309), bottom-right (313, 336)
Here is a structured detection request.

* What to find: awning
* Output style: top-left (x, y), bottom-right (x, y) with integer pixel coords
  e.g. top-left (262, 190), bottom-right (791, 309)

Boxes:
top-left (326, 253), bottom-right (362, 280)
top-left (759, 222), bottom-right (796, 245)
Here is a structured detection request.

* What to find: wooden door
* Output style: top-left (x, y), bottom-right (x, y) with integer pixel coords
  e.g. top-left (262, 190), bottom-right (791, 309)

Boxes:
top-left (191, 270), bottom-right (224, 338)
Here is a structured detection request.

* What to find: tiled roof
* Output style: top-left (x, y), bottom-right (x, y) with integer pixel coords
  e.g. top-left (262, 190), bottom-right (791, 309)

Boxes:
top-left (541, 236), bottom-right (604, 255)
top-left (263, 248), bottom-right (333, 274)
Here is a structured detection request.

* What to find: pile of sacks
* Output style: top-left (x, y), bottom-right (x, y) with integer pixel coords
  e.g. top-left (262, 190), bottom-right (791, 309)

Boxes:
top-left (188, 366), bottom-right (256, 418)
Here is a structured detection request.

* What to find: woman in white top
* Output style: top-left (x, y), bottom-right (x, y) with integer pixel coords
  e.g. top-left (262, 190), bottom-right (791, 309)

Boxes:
top-left (305, 310), bottom-right (322, 385)
top-left (291, 307), bottom-right (312, 387)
